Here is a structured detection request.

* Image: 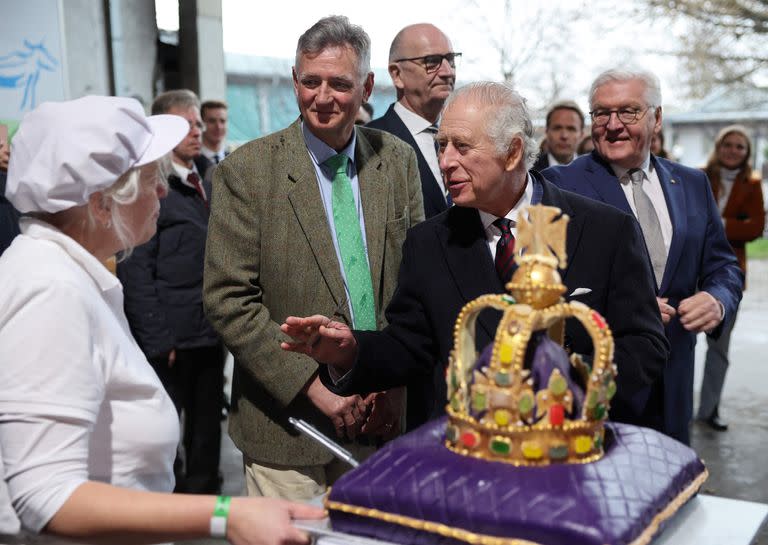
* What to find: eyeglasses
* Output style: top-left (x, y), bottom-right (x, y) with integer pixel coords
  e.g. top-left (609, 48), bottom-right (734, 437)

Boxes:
top-left (589, 106), bottom-right (654, 127)
top-left (394, 52), bottom-right (462, 73)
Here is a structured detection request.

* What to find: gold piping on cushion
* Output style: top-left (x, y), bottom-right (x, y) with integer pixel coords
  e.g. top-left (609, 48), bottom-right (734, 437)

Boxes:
top-left (325, 467), bottom-right (708, 545)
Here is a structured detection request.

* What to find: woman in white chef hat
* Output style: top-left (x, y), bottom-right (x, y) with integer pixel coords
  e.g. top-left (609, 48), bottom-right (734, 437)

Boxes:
top-left (0, 96), bottom-right (322, 545)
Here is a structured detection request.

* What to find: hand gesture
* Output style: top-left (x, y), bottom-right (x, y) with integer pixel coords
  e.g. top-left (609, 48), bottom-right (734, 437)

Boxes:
top-left (678, 291), bottom-right (723, 333)
top-left (304, 375), bottom-right (368, 439)
top-left (362, 388), bottom-right (404, 440)
top-left (657, 297), bottom-right (677, 325)
top-left (281, 315), bottom-right (357, 370)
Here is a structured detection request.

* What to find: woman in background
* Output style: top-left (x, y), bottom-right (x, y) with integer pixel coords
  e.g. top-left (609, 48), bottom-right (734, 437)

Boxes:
top-left (0, 96), bottom-right (321, 544)
top-left (698, 125), bottom-right (765, 431)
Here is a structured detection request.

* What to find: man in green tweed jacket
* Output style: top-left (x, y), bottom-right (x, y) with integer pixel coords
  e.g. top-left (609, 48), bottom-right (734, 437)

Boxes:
top-left (203, 15), bottom-right (424, 501)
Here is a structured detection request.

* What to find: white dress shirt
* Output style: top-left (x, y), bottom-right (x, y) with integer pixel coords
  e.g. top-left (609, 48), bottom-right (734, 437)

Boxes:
top-left (393, 102), bottom-right (446, 196)
top-left (613, 158), bottom-right (673, 255)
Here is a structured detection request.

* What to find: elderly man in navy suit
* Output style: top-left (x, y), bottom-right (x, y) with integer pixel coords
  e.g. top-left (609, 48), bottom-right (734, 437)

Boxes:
top-left (544, 68), bottom-right (743, 444)
top-left (368, 24), bottom-right (458, 218)
top-left (281, 82), bottom-right (669, 434)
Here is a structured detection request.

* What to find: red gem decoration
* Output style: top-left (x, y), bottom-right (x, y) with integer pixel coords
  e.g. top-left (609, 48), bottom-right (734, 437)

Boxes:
top-left (460, 431), bottom-right (478, 448)
top-left (549, 403), bottom-right (565, 426)
top-left (591, 311), bottom-right (606, 329)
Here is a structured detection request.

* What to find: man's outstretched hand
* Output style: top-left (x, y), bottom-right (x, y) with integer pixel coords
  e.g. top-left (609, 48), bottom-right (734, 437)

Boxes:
top-left (281, 315), bottom-right (358, 370)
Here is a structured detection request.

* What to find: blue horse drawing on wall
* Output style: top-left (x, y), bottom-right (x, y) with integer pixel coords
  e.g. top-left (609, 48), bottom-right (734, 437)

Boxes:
top-left (0, 40), bottom-right (59, 110)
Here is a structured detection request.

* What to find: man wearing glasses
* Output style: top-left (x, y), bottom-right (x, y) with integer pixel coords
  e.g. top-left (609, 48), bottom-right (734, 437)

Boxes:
top-left (368, 24), bottom-right (459, 218)
top-left (544, 68), bottom-right (742, 445)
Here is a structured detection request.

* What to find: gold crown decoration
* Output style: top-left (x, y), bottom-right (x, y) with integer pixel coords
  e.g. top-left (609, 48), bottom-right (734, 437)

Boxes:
top-left (445, 205), bottom-right (617, 466)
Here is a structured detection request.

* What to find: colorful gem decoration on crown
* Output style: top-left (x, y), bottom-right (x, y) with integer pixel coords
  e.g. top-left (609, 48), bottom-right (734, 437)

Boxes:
top-left (445, 205), bottom-right (617, 466)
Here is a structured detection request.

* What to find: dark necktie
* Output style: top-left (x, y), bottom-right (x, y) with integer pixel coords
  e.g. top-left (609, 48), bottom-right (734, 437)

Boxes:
top-left (494, 218), bottom-right (516, 284)
top-left (187, 171), bottom-right (208, 208)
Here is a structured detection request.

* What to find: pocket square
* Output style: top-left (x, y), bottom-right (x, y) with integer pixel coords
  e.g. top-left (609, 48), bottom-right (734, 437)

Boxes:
top-left (569, 288), bottom-right (592, 296)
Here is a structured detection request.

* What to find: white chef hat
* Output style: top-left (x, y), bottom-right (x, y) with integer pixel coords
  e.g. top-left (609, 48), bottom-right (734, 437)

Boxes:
top-left (5, 95), bottom-right (188, 213)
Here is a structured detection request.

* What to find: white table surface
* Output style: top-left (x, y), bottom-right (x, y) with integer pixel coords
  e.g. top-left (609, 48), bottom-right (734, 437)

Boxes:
top-left (301, 494), bottom-right (768, 545)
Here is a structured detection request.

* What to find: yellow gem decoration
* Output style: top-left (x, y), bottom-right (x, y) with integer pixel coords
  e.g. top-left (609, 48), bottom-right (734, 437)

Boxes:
top-left (521, 440), bottom-right (544, 460)
top-left (574, 435), bottom-right (593, 455)
top-left (498, 343), bottom-right (513, 366)
top-left (494, 409), bottom-right (511, 426)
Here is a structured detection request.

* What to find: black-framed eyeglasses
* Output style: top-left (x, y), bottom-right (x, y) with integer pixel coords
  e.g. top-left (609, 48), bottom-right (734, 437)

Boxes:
top-left (589, 106), bottom-right (654, 127)
top-left (394, 52), bottom-right (462, 73)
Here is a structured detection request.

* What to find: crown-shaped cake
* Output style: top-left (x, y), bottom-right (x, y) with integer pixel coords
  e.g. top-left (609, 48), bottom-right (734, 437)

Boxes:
top-left (445, 205), bottom-right (617, 465)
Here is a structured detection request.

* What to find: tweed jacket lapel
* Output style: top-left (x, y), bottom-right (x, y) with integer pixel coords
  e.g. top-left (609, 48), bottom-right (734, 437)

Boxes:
top-left (355, 127), bottom-right (388, 314)
top-left (284, 121), bottom-right (349, 320)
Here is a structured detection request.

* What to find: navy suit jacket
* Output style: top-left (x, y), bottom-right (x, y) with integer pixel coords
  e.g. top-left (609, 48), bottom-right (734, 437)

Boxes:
top-left (368, 104), bottom-right (449, 218)
top-left (323, 174), bottom-right (669, 431)
top-left (544, 152), bottom-right (743, 442)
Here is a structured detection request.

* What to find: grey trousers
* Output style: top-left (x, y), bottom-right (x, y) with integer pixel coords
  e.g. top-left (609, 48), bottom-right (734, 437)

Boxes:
top-left (698, 313), bottom-right (737, 419)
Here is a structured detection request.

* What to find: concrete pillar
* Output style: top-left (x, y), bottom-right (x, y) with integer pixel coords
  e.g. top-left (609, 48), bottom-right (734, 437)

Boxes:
top-left (179, 0), bottom-right (226, 101)
top-left (107, 0), bottom-right (157, 107)
top-left (60, 0), bottom-right (111, 98)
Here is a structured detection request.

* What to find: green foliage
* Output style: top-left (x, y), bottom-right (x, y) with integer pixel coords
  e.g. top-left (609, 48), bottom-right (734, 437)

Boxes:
top-left (747, 238), bottom-right (768, 259)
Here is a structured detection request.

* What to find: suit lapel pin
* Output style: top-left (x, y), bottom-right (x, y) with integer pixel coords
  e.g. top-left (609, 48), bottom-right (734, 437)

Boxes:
top-left (671, 179), bottom-right (678, 184)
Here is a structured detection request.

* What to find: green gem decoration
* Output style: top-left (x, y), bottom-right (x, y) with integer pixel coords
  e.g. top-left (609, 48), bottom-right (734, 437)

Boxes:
top-left (594, 403), bottom-right (606, 420)
top-left (451, 395), bottom-right (461, 412)
top-left (586, 390), bottom-right (599, 409)
top-left (446, 425), bottom-right (458, 443)
top-left (606, 380), bottom-right (617, 400)
top-left (490, 438), bottom-right (511, 456)
top-left (549, 445), bottom-right (569, 460)
top-left (549, 374), bottom-right (568, 396)
top-left (472, 391), bottom-right (488, 412)
top-left (593, 433), bottom-right (603, 450)
top-left (451, 371), bottom-right (459, 391)
top-left (518, 393), bottom-right (534, 414)
top-left (502, 295), bottom-right (516, 304)
top-left (495, 371), bottom-right (511, 386)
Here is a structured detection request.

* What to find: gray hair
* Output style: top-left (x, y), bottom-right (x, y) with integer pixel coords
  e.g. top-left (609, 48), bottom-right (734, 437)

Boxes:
top-left (151, 89), bottom-right (200, 115)
top-left (295, 15), bottom-right (371, 80)
top-left (588, 68), bottom-right (662, 110)
top-left (444, 82), bottom-right (538, 171)
top-left (100, 154), bottom-right (172, 258)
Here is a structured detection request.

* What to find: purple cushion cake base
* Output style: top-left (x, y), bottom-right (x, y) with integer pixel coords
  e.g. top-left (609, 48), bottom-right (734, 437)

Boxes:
top-left (327, 418), bottom-right (707, 545)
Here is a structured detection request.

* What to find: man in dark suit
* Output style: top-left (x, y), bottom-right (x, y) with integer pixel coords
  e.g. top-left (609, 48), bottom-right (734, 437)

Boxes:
top-left (368, 24), bottom-right (457, 218)
top-left (532, 100), bottom-right (585, 172)
top-left (203, 16), bottom-right (424, 501)
top-left (118, 89), bottom-right (225, 494)
top-left (281, 82), bottom-right (669, 433)
top-left (544, 68), bottom-right (743, 444)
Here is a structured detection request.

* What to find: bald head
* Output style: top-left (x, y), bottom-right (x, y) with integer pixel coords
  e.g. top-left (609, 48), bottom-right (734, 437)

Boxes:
top-left (389, 23), bottom-right (450, 62)
top-left (388, 24), bottom-right (456, 123)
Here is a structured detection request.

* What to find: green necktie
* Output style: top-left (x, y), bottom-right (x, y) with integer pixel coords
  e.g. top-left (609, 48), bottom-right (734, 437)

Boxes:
top-left (325, 154), bottom-right (376, 330)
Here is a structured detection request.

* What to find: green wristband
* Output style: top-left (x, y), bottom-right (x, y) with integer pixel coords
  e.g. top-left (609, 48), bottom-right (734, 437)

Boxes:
top-left (210, 495), bottom-right (231, 537)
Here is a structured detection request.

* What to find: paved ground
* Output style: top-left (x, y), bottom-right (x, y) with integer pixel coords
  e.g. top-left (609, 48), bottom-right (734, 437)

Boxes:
top-left (192, 259), bottom-right (768, 544)
top-left (691, 258), bottom-right (768, 543)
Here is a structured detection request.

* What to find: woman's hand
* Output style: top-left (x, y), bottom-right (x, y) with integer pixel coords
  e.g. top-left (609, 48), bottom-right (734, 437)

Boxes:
top-left (227, 497), bottom-right (325, 545)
